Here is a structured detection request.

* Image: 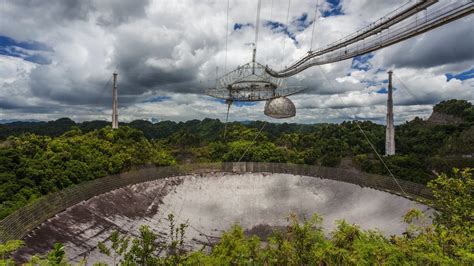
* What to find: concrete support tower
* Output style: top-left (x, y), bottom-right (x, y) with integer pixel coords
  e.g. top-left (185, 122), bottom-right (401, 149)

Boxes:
top-left (385, 70), bottom-right (395, 156)
top-left (112, 72), bottom-right (118, 129)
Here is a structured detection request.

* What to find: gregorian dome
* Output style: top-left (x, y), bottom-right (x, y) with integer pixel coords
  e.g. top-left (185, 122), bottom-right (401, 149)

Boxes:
top-left (264, 96), bottom-right (296, 119)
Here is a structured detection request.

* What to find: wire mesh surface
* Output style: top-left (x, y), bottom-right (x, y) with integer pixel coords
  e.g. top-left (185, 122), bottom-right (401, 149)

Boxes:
top-left (0, 162), bottom-right (433, 243)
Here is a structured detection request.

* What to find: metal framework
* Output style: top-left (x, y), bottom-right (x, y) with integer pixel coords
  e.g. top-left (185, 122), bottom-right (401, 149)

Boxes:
top-left (205, 60), bottom-right (305, 101)
top-left (266, 0), bottom-right (474, 77)
top-left (206, 0), bottom-right (305, 103)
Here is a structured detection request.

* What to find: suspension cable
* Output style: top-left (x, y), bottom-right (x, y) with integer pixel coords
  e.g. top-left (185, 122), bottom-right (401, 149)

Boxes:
top-left (392, 73), bottom-right (424, 105)
top-left (270, 0), bottom-right (275, 21)
top-left (224, 0), bottom-right (230, 73)
top-left (91, 75), bottom-right (113, 109)
top-left (280, 0), bottom-right (292, 69)
top-left (101, 75), bottom-right (113, 94)
top-left (317, 66), bottom-right (409, 198)
top-left (309, 0), bottom-right (319, 52)
top-left (354, 122), bottom-right (408, 197)
top-left (254, 0), bottom-right (263, 56)
top-left (223, 100), bottom-right (232, 139)
top-left (238, 122), bottom-right (267, 162)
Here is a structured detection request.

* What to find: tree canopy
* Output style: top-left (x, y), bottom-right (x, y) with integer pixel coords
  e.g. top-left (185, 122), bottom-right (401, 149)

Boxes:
top-left (0, 127), bottom-right (175, 219)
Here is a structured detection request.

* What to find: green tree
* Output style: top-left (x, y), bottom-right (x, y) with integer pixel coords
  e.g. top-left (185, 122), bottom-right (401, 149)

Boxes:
top-left (0, 240), bottom-right (24, 265)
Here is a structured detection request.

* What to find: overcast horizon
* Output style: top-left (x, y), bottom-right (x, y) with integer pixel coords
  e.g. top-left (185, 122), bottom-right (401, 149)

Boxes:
top-left (1, 0), bottom-right (473, 125)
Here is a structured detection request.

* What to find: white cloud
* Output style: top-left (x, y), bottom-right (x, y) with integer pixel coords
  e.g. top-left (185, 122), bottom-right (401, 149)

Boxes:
top-left (0, 0), bottom-right (472, 124)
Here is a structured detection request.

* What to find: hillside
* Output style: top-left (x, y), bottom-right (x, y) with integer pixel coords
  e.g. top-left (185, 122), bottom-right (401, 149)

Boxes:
top-left (427, 99), bottom-right (474, 125)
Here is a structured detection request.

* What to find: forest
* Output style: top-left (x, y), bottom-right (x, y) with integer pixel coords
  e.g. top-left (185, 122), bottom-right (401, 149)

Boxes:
top-left (0, 99), bottom-right (473, 220)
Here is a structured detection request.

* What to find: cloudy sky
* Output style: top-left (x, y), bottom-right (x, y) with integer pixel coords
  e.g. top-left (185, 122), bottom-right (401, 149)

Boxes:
top-left (0, 0), bottom-right (473, 124)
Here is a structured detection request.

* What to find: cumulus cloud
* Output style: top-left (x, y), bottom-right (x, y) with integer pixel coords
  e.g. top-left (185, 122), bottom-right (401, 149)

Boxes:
top-left (0, 0), bottom-right (472, 124)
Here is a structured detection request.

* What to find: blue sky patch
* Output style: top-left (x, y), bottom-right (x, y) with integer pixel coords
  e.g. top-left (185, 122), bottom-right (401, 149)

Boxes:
top-left (233, 101), bottom-right (257, 107)
top-left (234, 23), bottom-right (253, 31)
top-left (0, 35), bottom-right (52, 64)
top-left (376, 86), bottom-right (397, 94)
top-left (445, 68), bottom-right (474, 81)
top-left (351, 53), bottom-right (374, 71)
top-left (322, 0), bottom-right (344, 17)
top-left (0, 36), bottom-right (52, 51)
top-left (265, 21), bottom-right (285, 31)
top-left (212, 98), bottom-right (226, 104)
top-left (264, 21), bottom-right (297, 44)
top-left (293, 13), bottom-right (311, 32)
top-left (362, 80), bottom-right (377, 87)
top-left (212, 98), bottom-right (257, 108)
top-left (143, 96), bottom-right (171, 103)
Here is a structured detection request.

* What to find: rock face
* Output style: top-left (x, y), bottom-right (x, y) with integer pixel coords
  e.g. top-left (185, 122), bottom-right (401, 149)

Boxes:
top-left (427, 111), bottom-right (464, 125)
top-left (15, 173), bottom-right (432, 264)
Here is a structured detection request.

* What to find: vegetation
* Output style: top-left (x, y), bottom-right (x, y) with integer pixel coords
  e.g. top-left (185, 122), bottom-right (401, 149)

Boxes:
top-left (2, 168), bottom-right (472, 265)
top-left (0, 100), bottom-right (473, 219)
top-left (0, 127), bottom-right (175, 219)
top-left (0, 240), bottom-right (24, 265)
top-left (433, 99), bottom-right (474, 122)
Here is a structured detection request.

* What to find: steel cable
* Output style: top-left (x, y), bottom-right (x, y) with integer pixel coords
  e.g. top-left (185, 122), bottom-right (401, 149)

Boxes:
top-left (280, 0), bottom-right (292, 69)
top-left (317, 66), bottom-right (409, 198)
top-left (238, 121), bottom-right (267, 162)
top-left (309, 0), bottom-right (319, 52)
top-left (224, 0), bottom-right (230, 73)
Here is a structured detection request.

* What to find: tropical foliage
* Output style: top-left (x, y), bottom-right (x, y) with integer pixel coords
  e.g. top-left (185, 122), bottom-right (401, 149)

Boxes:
top-left (0, 127), bottom-right (175, 219)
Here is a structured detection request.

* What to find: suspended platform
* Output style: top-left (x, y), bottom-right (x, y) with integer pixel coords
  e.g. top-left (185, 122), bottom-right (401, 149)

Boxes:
top-left (206, 60), bottom-right (305, 119)
top-left (206, 61), bottom-right (305, 102)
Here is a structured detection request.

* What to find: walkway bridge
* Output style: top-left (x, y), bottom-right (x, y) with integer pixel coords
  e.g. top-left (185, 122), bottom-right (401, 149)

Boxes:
top-left (266, 0), bottom-right (474, 77)
top-left (0, 162), bottom-right (433, 243)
